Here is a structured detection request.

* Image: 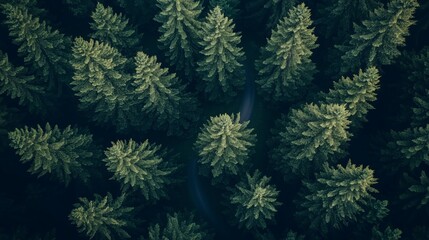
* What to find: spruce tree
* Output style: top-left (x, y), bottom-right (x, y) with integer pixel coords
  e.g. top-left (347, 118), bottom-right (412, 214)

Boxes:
top-left (132, 51), bottom-right (199, 136)
top-left (197, 6), bottom-right (245, 102)
top-left (229, 170), bottom-right (281, 229)
top-left (255, 3), bottom-right (318, 102)
top-left (154, 0), bottom-right (202, 78)
top-left (194, 113), bottom-right (256, 178)
top-left (71, 37), bottom-right (139, 131)
top-left (2, 3), bottom-right (71, 91)
top-left (8, 123), bottom-right (97, 185)
top-left (90, 2), bottom-right (141, 52)
top-left (0, 50), bottom-right (45, 112)
top-left (320, 67), bottom-right (380, 129)
top-left (400, 171), bottom-right (429, 209)
top-left (297, 161), bottom-right (378, 232)
top-left (273, 103), bottom-right (351, 177)
top-left (69, 193), bottom-right (134, 240)
top-left (104, 139), bottom-right (177, 201)
top-left (264, 0), bottom-right (297, 30)
top-left (338, 0), bottom-right (419, 75)
top-left (209, 0), bottom-right (240, 18)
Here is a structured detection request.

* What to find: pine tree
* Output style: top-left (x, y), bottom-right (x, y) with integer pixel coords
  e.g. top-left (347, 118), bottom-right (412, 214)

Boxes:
top-left (145, 213), bottom-right (210, 240)
top-left (90, 2), bottom-right (141, 52)
top-left (132, 51), bottom-right (199, 136)
top-left (69, 193), bottom-right (134, 240)
top-left (400, 171), bottom-right (429, 209)
top-left (371, 226), bottom-right (402, 240)
top-left (273, 103), bottom-right (351, 177)
top-left (2, 3), bottom-right (71, 91)
top-left (337, 0), bottom-right (419, 75)
top-left (264, 0), bottom-right (297, 30)
top-left (8, 123), bottom-right (97, 185)
top-left (255, 3), bottom-right (318, 102)
top-left (320, 67), bottom-right (380, 129)
top-left (154, 0), bottom-right (202, 78)
top-left (194, 113), bottom-right (256, 178)
top-left (209, 0), bottom-right (240, 18)
top-left (0, 50), bottom-right (45, 112)
top-left (71, 37), bottom-right (139, 131)
top-left (104, 139), bottom-right (177, 201)
top-left (197, 6), bottom-right (245, 102)
top-left (229, 170), bottom-right (281, 229)
top-left (297, 161), bottom-right (378, 232)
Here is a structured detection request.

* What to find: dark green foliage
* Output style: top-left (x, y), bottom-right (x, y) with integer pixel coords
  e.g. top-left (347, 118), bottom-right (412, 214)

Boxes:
top-left (197, 6), bottom-right (245, 102)
top-left (104, 139), bottom-right (177, 200)
top-left (132, 51), bottom-right (199, 136)
top-left (62, 0), bottom-right (96, 17)
top-left (90, 3), bottom-right (141, 52)
top-left (195, 113), bottom-right (256, 178)
top-left (273, 103), bottom-right (351, 177)
top-left (362, 199), bottom-right (389, 225)
top-left (297, 161), bottom-right (378, 232)
top-left (69, 193), bottom-right (134, 240)
top-left (412, 90), bottom-right (429, 127)
top-left (115, 0), bottom-right (157, 26)
top-left (145, 213), bottom-right (210, 240)
top-left (264, 0), bottom-right (297, 30)
top-left (8, 123), bottom-right (97, 185)
top-left (209, 0), bottom-right (240, 18)
top-left (229, 170), bottom-right (281, 229)
top-left (338, 0), bottom-right (419, 74)
top-left (400, 171), bottom-right (429, 209)
top-left (382, 124), bottom-right (429, 170)
top-left (0, 50), bottom-right (45, 112)
top-left (371, 226), bottom-right (402, 240)
top-left (256, 3), bottom-right (318, 102)
top-left (154, 0), bottom-right (202, 78)
top-left (285, 231), bottom-right (305, 240)
top-left (71, 37), bottom-right (138, 131)
top-left (320, 67), bottom-right (380, 129)
top-left (2, 3), bottom-right (71, 91)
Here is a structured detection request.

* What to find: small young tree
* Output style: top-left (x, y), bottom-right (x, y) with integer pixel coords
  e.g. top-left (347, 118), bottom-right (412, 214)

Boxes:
top-left (90, 2), bottom-right (140, 52)
top-left (69, 193), bottom-right (134, 240)
top-left (104, 139), bottom-right (177, 201)
top-left (255, 3), bottom-right (318, 102)
top-left (400, 171), bottom-right (429, 209)
top-left (8, 123), bottom-right (97, 185)
top-left (197, 6), bottom-right (245, 102)
top-left (229, 170), bottom-right (281, 229)
top-left (209, 0), bottom-right (240, 18)
top-left (338, 0), bottom-right (419, 75)
top-left (194, 113), bottom-right (256, 178)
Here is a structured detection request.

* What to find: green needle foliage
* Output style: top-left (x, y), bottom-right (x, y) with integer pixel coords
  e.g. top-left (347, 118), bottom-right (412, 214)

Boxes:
top-left (104, 139), bottom-right (177, 201)
top-left (273, 103), bottom-right (351, 177)
top-left (320, 67), bottom-right (380, 129)
top-left (229, 170), bottom-right (281, 229)
top-left (209, 0), bottom-right (240, 18)
top-left (71, 37), bottom-right (139, 132)
top-left (400, 171), bottom-right (429, 209)
top-left (197, 6), bottom-right (245, 102)
top-left (256, 3), bottom-right (318, 102)
top-left (90, 2), bottom-right (140, 52)
top-left (371, 226), bottom-right (402, 240)
top-left (264, 0), bottom-right (297, 30)
top-left (297, 161), bottom-right (379, 232)
top-left (154, 0), bottom-right (202, 78)
top-left (195, 113), bottom-right (256, 178)
top-left (145, 213), bottom-right (210, 240)
top-left (132, 51), bottom-right (199, 136)
top-left (2, 3), bottom-right (71, 91)
top-left (338, 0), bottom-right (419, 75)
top-left (411, 90), bottom-right (429, 127)
top-left (0, 50), bottom-right (45, 112)
top-left (382, 124), bottom-right (429, 170)
top-left (8, 123), bottom-right (97, 185)
top-left (69, 193), bottom-right (134, 240)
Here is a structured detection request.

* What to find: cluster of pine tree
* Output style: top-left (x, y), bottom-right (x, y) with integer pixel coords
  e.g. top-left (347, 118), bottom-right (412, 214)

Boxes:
top-left (0, 0), bottom-right (428, 239)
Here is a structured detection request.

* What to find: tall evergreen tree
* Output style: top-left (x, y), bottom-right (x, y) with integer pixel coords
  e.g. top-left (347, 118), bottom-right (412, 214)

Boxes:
top-left (209, 0), bottom-right (240, 18)
top-left (0, 50), bottom-right (45, 112)
top-left (69, 193), bottom-right (134, 240)
top-left (273, 103), bottom-right (351, 177)
top-left (264, 0), bottom-right (297, 30)
top-left (400, 171), bottom-right (429, 209)
top-left (2, 3), bottom-right (71, 91)
top-left (154, 0), bottom-right (202, 78)
top-left (197, 6), bottom-right (245, 102)
top-left (194, 113), bottom-right (256, 178)
top-left (320, 67), bottom-right (380, 129)
top-left (337, 0), bottom-right (419, 75)
top-left (255, 3), bottom-right (318, 102)
top-left (104, 139), bottom-right (177, 201)
top-left (71, 37), bottom-right (139, 131)
top-left (297, 161), bottom-right (379, 232)
top-left (229, 170), bottom-right (281, 229)
top-left (90, 2), bottom-right (141, 52)
top-left (132, 51), bottom-right (199, 136)
top-left (8, 123), bottom-right (98, 185)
